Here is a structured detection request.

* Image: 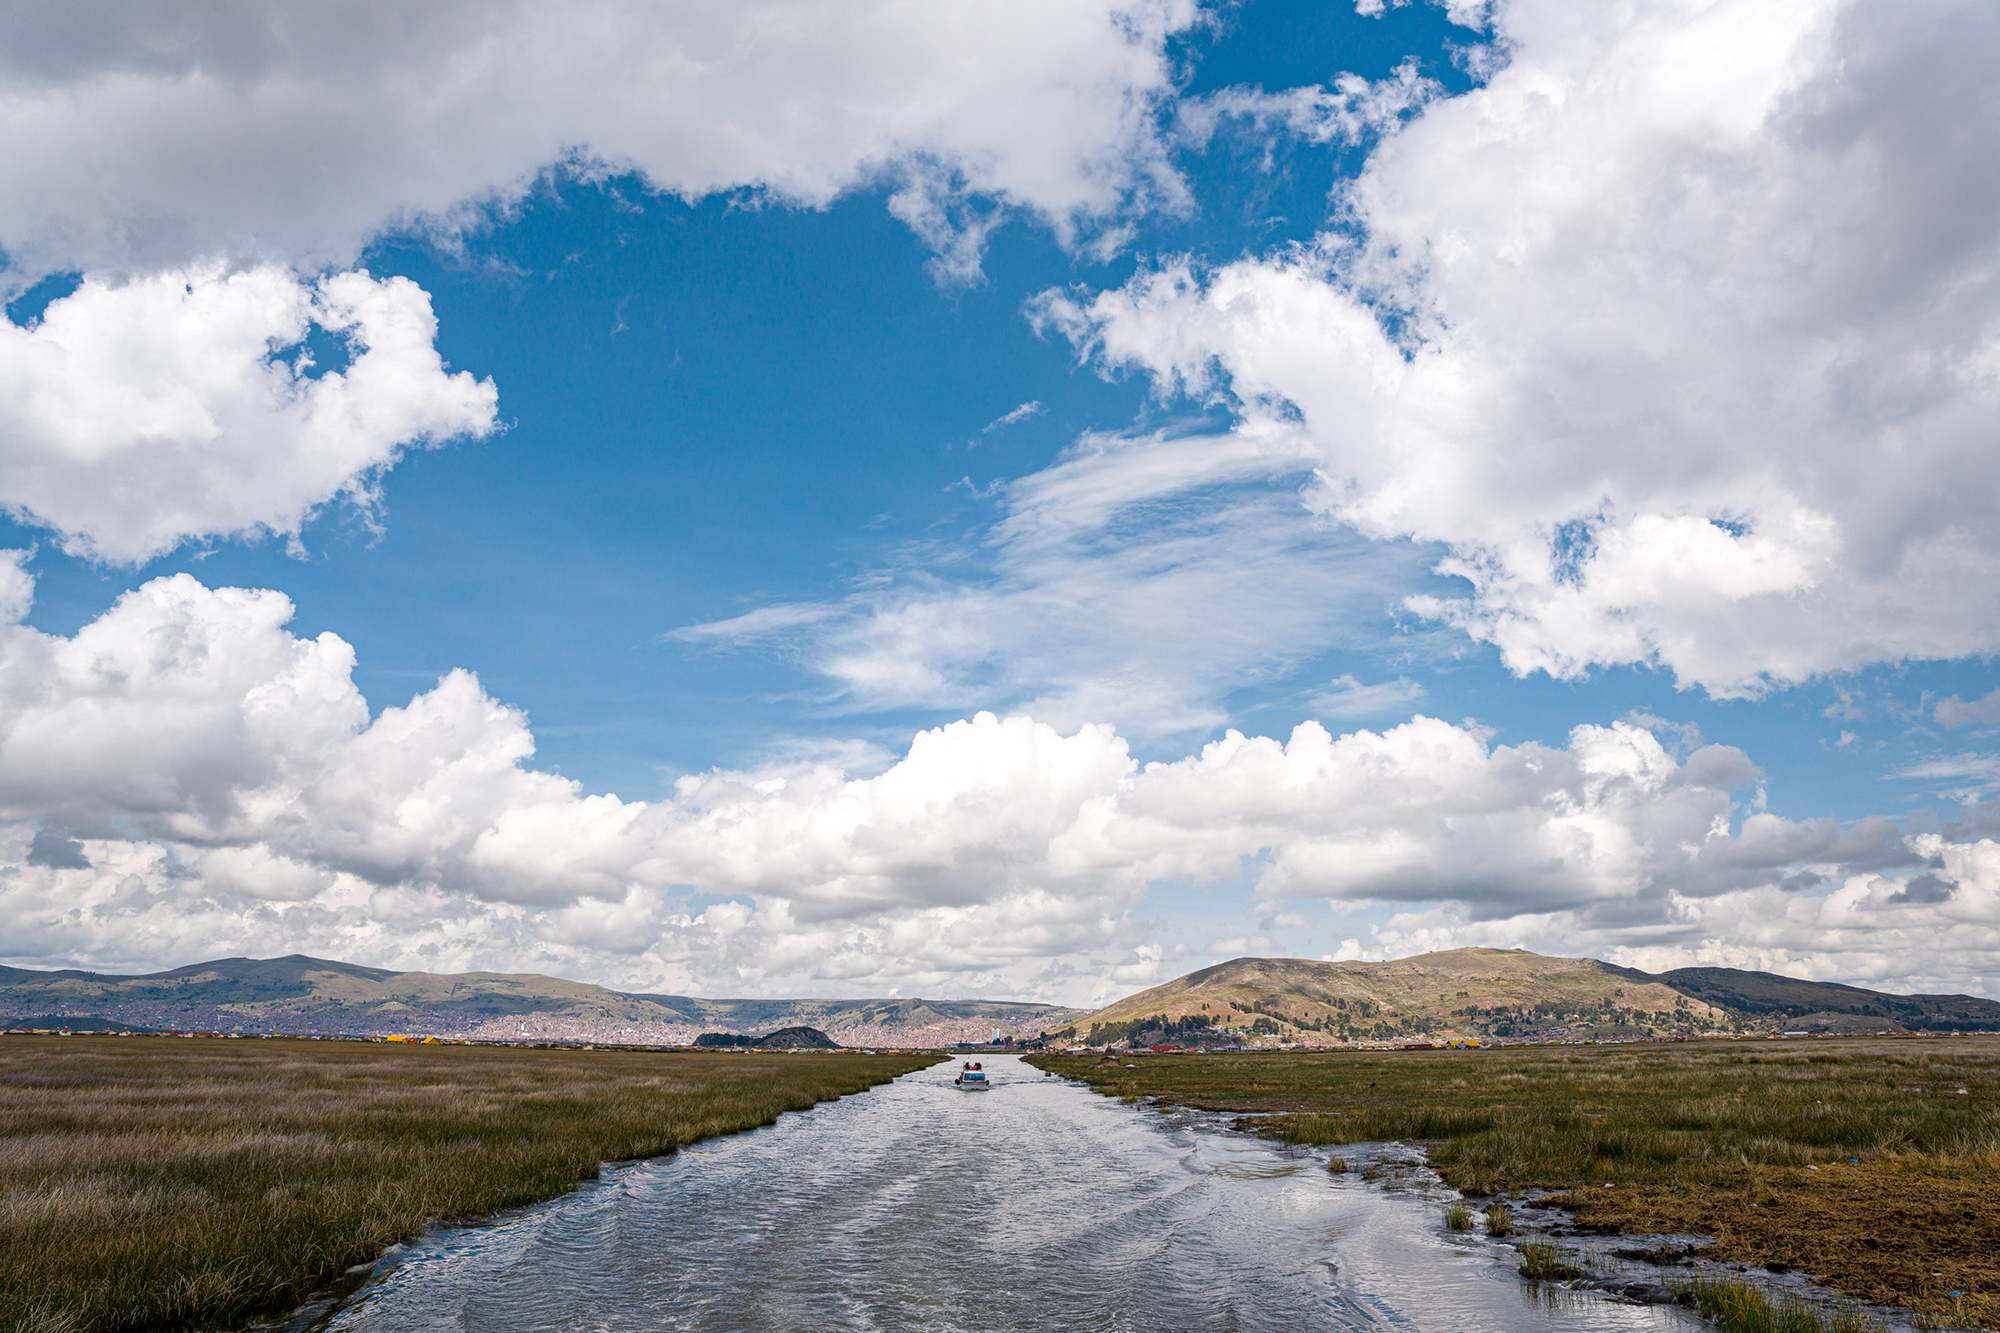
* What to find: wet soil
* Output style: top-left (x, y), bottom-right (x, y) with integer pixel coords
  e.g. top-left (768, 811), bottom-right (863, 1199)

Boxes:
top-left (1553, 1163), bottom-right (2000, 1328)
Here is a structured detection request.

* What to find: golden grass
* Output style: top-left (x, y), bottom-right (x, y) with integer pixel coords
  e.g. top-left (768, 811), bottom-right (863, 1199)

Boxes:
top-left (0, 1037), bottom-right (930, 1332)
top-left (1028, 1037), bottom-right (2000, 1326)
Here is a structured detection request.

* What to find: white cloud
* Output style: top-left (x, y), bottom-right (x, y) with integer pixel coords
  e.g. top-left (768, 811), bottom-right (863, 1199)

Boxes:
top-left (1938, 689), bottom-right (2000, 730)
top-left (0, 1), bottom-right (1202, 282)
top-left (4, 561), bottom-right (1987, 1000)
top-left (1890, 752), bottom-right (2000, 803)
top-left (0, 3), bottom-right (1208, 560)
top-left (670, 424), bottom-right (1442, 738)
top-left (1046, 0), bottom-right (2000, 696)
top-left (1308, 673), bottom-right (1427, 719)
top-left (1206, 935), bottom-right (1275, 956)
top-left (1178, 58), bottom-right (1440, 150)
top-left (983, 401), bottom-right (1045, 432)
top-left (0, 265), bottom-right (497, 563)
top-left (1376, 835), bottom-right (2000, 1000)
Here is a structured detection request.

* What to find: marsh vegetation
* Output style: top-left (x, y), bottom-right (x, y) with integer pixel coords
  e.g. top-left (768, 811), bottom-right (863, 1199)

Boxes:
top-left (1029, 1037), bottom-right (2000, 1327)
top-left (0, 1037), bottom-right (929, 1332)
top-left (1676, 1273), bottom-right (1885, 1333)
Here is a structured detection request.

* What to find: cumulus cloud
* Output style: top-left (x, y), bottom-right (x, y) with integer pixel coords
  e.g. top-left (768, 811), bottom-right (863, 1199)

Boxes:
top-left (1045, 0), bottom-right (2000, 696)
top-left (3, 560), bottom-right (1985, 999)
top-left (0, 2), bottom-right (1217, 561)
top-left (0, 265), bottom-right (497, 562)
top-left (1378, 835), bottom-right (2000, 1000)
top-left (0, 1), bottom-right (1201, 282)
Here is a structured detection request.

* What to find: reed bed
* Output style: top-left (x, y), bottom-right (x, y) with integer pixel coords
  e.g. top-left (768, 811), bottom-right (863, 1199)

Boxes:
top-left (0, 1037), bottom-right (930, 1332)
top-left (1028, 1038), bottom-right (2000, 1326)
top-left (1517, 1241), bottom-right (1585, 1282)
top-left (1677, 1274), bottom-right (1885, 1333)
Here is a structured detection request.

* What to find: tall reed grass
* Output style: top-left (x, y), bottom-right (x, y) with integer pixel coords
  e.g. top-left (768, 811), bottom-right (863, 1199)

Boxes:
top-left (0, 1038), bottom-right (929, 1332)
top-left (1678, 1274), bottom-right (1884, 1333)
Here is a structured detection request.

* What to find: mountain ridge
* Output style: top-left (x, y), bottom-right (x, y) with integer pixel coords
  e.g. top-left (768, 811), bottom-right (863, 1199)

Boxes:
top-left (10, 949), bottom-right (1993, 1049)
top-left (0, 954), bottom-right (1088, 1046)
top-left (1064, 948), bottom-right (2000, 1046)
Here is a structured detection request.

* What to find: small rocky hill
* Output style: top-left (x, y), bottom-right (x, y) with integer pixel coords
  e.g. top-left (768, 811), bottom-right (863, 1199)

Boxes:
top-left (752, 1026), bottom-right (839, 1049)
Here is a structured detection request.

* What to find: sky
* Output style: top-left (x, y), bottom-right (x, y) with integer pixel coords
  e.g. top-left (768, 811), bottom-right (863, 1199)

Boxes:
top-left (2, 0), bottom-right (1999, 1006)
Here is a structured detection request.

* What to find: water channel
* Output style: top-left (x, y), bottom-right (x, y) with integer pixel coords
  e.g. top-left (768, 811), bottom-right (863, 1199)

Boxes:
top-left (311, 1055), bottom-right (1699, 1332)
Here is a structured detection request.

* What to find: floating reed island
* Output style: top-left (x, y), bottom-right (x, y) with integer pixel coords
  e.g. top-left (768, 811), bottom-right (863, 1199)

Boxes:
top-left (0, 1037), bottom-right (930, 1332)
top-left (1028, 1036), bottom-right (2000, 1329)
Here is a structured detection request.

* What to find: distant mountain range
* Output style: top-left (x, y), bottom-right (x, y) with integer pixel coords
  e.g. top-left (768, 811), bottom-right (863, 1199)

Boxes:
top-left (0, 955), bottom-right (1088, 1046)
top-left (7, 948), bottom-right (1991, 1049)
top-left (1066, 948), bottom-right (2000, 1046)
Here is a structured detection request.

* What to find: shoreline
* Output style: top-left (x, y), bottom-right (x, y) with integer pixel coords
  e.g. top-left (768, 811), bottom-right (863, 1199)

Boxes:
top-left (1, 1038), bottom-right (932, 1333)
top-left (1027, 1037), bottom-right (2000, 1329)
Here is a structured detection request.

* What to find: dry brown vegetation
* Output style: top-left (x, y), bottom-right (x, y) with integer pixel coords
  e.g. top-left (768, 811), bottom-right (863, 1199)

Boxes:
top-left (0, 1037), bottom-right (930, 1332)
top-left (1028, 1036), bottom-right (2000, 1327)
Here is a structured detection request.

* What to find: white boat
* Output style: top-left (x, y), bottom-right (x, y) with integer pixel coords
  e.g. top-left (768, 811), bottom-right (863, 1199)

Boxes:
top-left (954, 1063), bottom-right (991, 1089)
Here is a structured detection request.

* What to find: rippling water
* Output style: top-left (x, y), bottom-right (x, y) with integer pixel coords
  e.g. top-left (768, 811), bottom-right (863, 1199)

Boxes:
top-left (312, 1056), bottom-right (1690, 1332)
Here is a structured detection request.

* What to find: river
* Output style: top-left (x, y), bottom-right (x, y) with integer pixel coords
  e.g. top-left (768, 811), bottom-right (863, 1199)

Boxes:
top-left (309, 1055), bottom-right (1693, 1331)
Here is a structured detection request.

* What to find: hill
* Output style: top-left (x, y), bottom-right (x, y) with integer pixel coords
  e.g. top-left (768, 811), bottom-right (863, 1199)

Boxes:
top-left (1064, 949), bottom-right (2000, 1046)
top-left (751, 1026), bottom-right (840, 1049)
top-left (0, 955), bottom-right (1087, 1047)
top-left (1623, 965), bottom-right (2000, 1034)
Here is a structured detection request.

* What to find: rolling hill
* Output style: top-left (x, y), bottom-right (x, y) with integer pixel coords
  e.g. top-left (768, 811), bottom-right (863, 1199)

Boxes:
top-left (1622, 965), bottom-right (2000, 1034)
top-left (0, 955), bottom-right (1088, 1046)
top-left (1063, 948), bottom-right (2000, 1046)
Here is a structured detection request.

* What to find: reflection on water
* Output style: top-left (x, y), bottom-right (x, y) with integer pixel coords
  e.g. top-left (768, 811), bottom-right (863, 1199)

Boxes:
top-left (313, 1056), bottom-right (1692, 1332)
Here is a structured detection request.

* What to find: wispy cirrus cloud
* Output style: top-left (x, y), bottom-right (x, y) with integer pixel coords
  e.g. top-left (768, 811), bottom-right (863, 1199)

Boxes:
top-left (1308, 674), bottom-right (1427, 719)
top-left (667, 423), bottom-right (1449, 738)
top-left (983, 400), bottom-right (1045, 432)
top-left (1891, 752), bottom-right (2000, 802)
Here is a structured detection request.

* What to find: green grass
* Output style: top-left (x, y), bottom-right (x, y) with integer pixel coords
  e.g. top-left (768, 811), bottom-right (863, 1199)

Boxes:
top-left (1678, 1274), bottom-right (1884, 1333)
top-left (1032, 1039), bottom-right (2000, 1188)
top-left (1484, 1203), bottom-right (1514, 1236)
top-left (0, 1037), bottom-right (931, 1332)
top-left (1444, 1200), bottom-right (1473, 1230)
top-left (1026, 1037), bottom-right (2000, 1326)
top-left (1517, 1241), bottom-right (1585, 1281)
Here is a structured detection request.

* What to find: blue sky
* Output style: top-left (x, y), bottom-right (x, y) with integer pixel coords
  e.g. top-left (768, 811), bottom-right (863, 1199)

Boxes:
top-left (1, 0), bottom-right (1997, 1004)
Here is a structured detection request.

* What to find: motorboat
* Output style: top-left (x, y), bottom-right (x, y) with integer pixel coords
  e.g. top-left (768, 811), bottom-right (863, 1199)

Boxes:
top-left (954, 1061), bottom-right (991, 1089)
